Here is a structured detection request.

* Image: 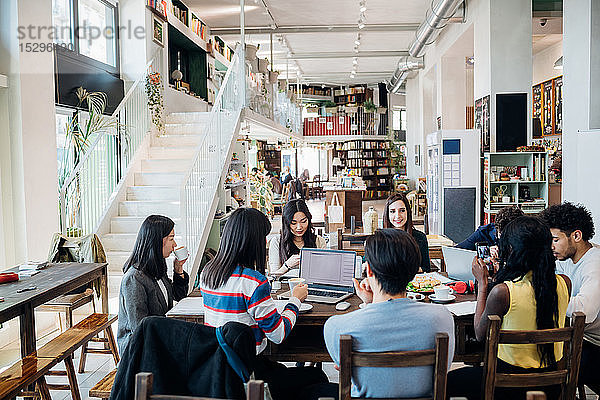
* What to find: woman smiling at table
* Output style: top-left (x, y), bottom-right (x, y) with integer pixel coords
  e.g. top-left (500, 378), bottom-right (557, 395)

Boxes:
top-left (447, 216), bottom-right (572, 399)
top-left (200, 207), bottom-right (330, 400)
top-left (383, 193), bottom-right (430, 272)
top-left (268, 199), bottom-right (326, 276)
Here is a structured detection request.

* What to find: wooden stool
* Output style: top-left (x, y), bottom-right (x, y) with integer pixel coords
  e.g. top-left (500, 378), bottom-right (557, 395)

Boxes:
top-left (39, 288), bottom-right (95, 330)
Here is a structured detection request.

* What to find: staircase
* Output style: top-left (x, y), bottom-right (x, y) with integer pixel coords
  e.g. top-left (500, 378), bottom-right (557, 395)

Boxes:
top-left (103, 112), bottom-right (211, 277)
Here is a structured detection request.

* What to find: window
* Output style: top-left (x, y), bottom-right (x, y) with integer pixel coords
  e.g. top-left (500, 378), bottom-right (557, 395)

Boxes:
top-left (52, 0), bottom-right (119, 69)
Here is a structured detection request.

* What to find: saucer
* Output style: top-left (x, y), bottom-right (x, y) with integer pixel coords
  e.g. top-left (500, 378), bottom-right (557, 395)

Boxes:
top-left (299, 303), bottom-right (313, 313)
top-left (358, 302), bottom-right (366, 309)
top-left (428, 294), bottom-right (456, 304)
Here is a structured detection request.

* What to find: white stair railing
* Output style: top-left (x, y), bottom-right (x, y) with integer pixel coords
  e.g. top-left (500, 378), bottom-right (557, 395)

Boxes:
top-left (59, 49), bottom-right (163, 235)
top-left (182, 44), bottom-right (246, 282)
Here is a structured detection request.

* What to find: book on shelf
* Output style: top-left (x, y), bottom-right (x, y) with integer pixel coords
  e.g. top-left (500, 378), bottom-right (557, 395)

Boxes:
top-left (147, 0), bottom-right (167, 16)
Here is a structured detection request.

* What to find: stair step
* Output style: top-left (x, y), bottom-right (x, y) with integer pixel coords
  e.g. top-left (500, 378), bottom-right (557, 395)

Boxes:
top-left (126, 186), bottom-right (181, 201)
top-left (105, 251), bottom-right (131, 271)
top-left (134, 172), bottom-right (185, 186)
top-left (141, 158), bottom-right (193, 173)
top-left (152, 134), bottom-right (204, 147)
top-left (119, 200), bottom-right (180, 217)
top-left (165, 123), bottom-right (206, 135)
top-left (166, 112), bottom-right (212, 124)
top-left (111, 216), bottom-right (183, 234)
top-left (103, 233), bottom-right (184, 252)
top-left (148, 146), bottom-right (197, 159)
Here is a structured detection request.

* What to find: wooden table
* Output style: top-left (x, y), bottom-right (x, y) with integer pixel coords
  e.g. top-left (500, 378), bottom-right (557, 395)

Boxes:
top-left (174, 289), bottom-right (481, 364)
top-left (0, 263), bottom-right (109, 358)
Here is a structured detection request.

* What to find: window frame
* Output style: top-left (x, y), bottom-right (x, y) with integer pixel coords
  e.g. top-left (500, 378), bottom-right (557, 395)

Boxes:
top-left (54, 0), bottom-right (120, 75)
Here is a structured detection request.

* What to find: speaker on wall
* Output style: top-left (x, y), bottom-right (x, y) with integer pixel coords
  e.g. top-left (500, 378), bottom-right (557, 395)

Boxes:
top-left (496, 93), bottom-right (527, 151)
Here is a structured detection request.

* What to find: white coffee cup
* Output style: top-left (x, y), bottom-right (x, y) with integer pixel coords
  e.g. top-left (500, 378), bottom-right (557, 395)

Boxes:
top-left (173, 246), bottom-right (189, 261)
top-left (433, 285), bottom-right (454, 300)
top-left (271, 280), bottom-right (282, 290)
top-left (288, 277), bottom-right (306, 291)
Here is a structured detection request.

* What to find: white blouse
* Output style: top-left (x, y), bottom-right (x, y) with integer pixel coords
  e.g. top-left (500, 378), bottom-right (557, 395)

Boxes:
top-left (268, 235), bottom-right (327, 275)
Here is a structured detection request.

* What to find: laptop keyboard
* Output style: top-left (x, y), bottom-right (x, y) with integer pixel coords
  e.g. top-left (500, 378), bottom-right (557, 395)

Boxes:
top-left (308, 289), bottom-right (346, 298)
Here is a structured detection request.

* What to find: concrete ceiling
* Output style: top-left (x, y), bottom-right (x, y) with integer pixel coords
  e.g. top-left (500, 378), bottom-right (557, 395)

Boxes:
top-left (184, 0), bottom-right (563, 86)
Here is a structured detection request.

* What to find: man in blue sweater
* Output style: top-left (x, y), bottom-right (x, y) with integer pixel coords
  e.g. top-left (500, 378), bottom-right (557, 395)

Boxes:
top-left (324, 229), bottom-right (455, 398)
top-left (456, 205), bottom-right (523, 250)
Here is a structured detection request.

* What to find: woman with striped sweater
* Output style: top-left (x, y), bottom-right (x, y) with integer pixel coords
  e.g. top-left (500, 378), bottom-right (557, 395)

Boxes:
top-left (200, 207), bottom-right (331, 400)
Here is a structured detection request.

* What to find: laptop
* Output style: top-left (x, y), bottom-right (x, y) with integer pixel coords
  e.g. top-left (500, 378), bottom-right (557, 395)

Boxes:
top-left (279, 248), bottom-right (357, 304)
top-left (441, 246), bottom-right (476, 281)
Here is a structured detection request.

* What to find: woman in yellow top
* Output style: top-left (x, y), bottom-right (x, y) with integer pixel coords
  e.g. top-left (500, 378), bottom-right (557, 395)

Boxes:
top-left (447, 216), bottom-right (571, 400)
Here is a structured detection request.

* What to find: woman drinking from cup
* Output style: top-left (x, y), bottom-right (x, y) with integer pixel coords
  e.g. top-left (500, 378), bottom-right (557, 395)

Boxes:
top-left (268, 199), bottom-right (326, 276)
top-left (117, 215), bottom-right (189, 355)
top-left (446, 216), bottom-right (572, 399)
top-left (200, 207), bottom-right (330, 400)
top-left (383, 193), bottom-right (430, 272)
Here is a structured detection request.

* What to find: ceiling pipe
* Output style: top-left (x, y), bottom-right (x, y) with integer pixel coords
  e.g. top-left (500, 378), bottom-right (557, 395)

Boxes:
top-left (387, 0), bottom-right (464, 93)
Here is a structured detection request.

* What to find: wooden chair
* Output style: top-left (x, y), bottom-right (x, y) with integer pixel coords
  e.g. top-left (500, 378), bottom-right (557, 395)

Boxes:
top-left (482, 312), bottom-right (586, 400)
top-left (134, 372), bottom-right (264, 400)
top-left (428, 247), bottom-right (446, 272)
top-left (312, 175), bottom-right (324, 199)
top-left (339, 333), bottom-right (449, 400)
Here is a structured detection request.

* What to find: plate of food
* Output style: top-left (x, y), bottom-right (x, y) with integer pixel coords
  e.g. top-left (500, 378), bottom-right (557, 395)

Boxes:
top-left (406, 275), bottom-right (442, 293)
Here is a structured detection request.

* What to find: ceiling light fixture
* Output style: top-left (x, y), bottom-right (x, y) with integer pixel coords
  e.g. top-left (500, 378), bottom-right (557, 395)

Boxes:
top-left (355, 39), bottom-right (360, 45)
top-left (353, 58), bottom-right (358, 65)
top-left (360, 5), bottom-right (367, 12)
top-left (358, 22), bottom-right (365, 29)
top-left (554, 56), bottom-right (563, 70)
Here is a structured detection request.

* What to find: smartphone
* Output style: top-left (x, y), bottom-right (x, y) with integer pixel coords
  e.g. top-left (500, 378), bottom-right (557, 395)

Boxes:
top-left (476, 242), bottom-right (494, 275)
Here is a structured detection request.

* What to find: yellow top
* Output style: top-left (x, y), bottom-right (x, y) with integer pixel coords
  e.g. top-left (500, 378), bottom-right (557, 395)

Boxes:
top-left (498, 271), bottom-right (569, 368)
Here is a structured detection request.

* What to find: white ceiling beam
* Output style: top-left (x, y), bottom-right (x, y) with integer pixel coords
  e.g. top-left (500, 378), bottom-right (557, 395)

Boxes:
top-left (288, 51), bottom-right (409, 60)
top-left (211, 24), bottom-right (420, 35)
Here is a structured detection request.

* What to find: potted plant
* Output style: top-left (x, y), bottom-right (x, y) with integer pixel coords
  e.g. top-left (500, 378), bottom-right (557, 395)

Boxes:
top-left (258, 58), bottom-right (269, 74)
top-left (324, 100), bottom-right (338, 115)
top-left (268, 70), bottom-right (279, 84)
top-left (363, 99), bottom-right (376, 113)
top-left (345, 104), bottom-right (358, 114)
top-left (245, 44), bottom-right (258, 60)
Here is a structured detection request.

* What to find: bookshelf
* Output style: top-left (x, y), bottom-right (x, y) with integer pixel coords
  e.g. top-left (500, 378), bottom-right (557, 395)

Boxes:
top-left (532, 75), bottom-right (563, 136)
top-left (257, 141), bottom-right (281, 175)
top-left (334, 140), bottom-right (392, 200)
top-left (483, 151), bottom-right (549, 223)
top-left (333, 85), bottom-right (372, 106)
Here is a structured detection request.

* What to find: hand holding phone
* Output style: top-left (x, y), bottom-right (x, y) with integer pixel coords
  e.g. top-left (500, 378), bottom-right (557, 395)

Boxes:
top-left (476, 242), bottom-right (494, 275)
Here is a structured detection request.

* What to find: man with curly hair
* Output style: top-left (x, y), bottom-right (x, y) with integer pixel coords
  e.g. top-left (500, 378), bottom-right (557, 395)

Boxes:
top-left (540, 202), bottom-right (600, 393)
top-left (456, 205), bottom-right (524, 250)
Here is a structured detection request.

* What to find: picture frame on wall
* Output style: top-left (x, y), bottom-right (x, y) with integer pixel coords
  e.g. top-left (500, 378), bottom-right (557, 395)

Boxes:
top-left (152, 16), bottom-right (164, 47)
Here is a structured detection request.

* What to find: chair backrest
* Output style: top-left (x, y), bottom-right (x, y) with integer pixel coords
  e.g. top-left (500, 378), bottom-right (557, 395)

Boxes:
top-left (134, 372), bottom-right (264, 400)
top-left (482, 312), bottom-right (585, 400)
top-left (339, 333), bottom-right (449, 400)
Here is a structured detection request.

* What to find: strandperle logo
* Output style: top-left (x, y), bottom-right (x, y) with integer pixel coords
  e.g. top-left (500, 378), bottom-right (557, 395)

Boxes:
top-left (17, 20), bottom-right (146, 44)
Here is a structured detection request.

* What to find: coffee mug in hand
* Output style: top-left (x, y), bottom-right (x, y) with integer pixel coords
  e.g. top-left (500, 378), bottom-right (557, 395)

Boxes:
top-left (288, 277), bottom-right (306, 291)
top-left (174, 246), bottom-right (189, 261)
top-left (433, 285), bottom-right (454, 300)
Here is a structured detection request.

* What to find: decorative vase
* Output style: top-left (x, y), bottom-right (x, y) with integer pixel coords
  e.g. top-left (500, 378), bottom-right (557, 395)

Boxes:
top-left (363, 206), bottom-right (378, 235)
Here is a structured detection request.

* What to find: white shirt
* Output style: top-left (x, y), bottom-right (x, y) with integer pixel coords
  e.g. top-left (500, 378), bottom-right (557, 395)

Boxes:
top-left (268, 235), bottom-right (327, 275)
top-left (157, 278), bottom-right (168, 305)
top-left (556, 246), bottom-right (600, 345)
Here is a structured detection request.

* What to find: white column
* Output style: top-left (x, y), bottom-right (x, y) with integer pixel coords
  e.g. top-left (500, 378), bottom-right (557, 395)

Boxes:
top-left (439, 56), bottom-right (467, 130)
top-left (562, 0), bottom-right (600, 240)
top-left (473, 0), bottom-right (533, 150)
top-left (0, 0), bottom-right (58, 264)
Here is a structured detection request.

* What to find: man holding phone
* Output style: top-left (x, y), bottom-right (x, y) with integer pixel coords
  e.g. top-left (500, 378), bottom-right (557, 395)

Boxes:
top-left (540, 202), bottom-right (600, 394)
top-left (456, 206), bottom-right (524, 251)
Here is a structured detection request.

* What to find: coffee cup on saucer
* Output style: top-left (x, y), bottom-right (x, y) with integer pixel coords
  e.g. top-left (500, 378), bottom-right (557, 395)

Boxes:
top-left (433, 285), bottom-right (454, 300)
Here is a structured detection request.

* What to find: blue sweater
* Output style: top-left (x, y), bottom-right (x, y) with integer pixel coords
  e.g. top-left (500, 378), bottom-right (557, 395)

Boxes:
top-left (324, 298), bottom-right (455, 398)
top-left (455, 223), bottom-right (497, 250)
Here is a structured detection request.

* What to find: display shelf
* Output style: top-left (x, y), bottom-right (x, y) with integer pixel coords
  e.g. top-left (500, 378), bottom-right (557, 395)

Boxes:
top-left (230, 160), bottom-right (244, 166)
top-left (225, 181), bottom-right (246, 189)
top-left (167, 12), bottom-right (208, 50)
top-left (146, 4), bottom-right (167, 21)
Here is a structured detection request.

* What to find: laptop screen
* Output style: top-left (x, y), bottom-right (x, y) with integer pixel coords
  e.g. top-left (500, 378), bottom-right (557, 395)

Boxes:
top-left (299, 248), bottom-right (356, 289)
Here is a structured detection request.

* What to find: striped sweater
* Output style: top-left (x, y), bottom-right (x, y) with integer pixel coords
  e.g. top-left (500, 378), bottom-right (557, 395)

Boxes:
top-left (200, 266), bottom-right (300, 353)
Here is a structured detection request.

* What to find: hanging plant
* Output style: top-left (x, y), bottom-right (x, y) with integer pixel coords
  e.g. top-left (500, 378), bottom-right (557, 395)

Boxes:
top-left (146, 71), bottom-right (165, 134)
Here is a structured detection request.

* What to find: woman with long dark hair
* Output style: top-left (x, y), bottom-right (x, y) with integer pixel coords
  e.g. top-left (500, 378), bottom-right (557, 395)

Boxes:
top-left (200, 207), bottom-right (329, 400)
top-left (268, 199), bottom-right (326, 276)
top-left (447, 216), bottom-right (572, 399)
top-left (117, 215), bottom-right (189, 354)
top-left (383, 193), bottom-right (430, 272)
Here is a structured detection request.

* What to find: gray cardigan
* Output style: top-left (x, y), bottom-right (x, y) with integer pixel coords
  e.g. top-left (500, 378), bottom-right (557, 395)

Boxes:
top-left (117, 265), bottom-right (189, 355)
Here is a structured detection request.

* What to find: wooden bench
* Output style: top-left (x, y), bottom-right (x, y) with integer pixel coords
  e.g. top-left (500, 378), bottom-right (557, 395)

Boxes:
top-left (0, 313), bottom-right (118, 400)
top-left (89, 369), bottom-right (117, 399)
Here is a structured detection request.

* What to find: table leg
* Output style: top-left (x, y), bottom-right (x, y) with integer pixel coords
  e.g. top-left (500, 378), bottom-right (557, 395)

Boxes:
top-left (101, 265), bottom-right (108, 314)
top-left (19, 303), bottom-right (36, 358)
